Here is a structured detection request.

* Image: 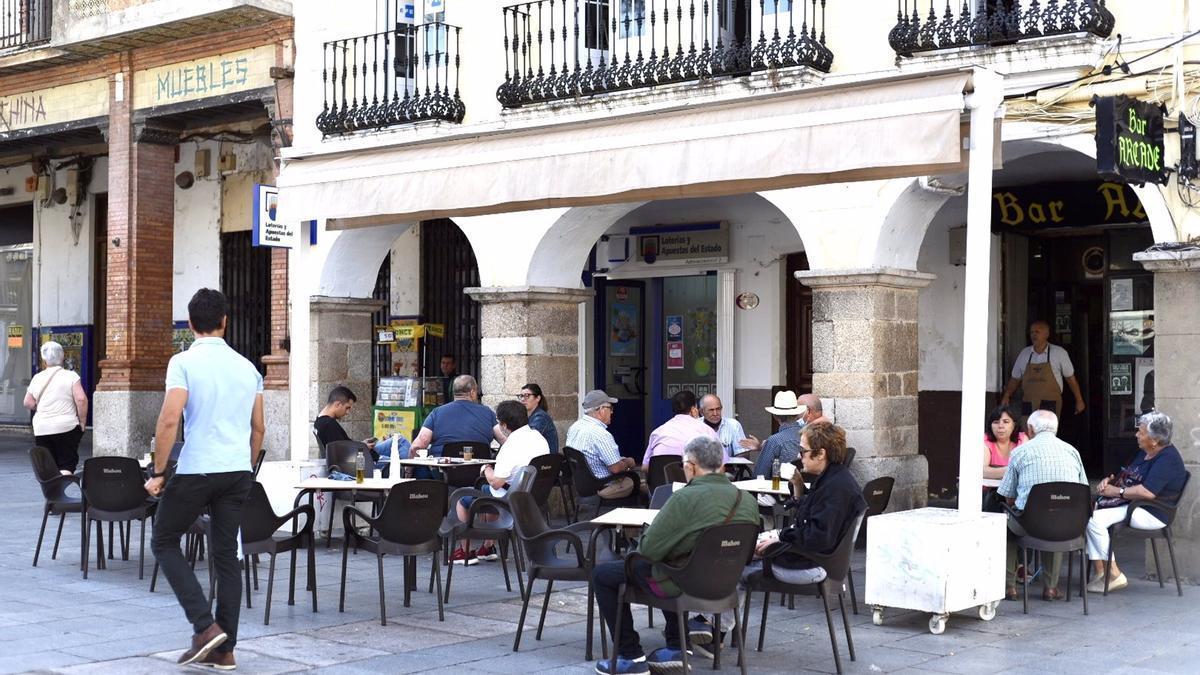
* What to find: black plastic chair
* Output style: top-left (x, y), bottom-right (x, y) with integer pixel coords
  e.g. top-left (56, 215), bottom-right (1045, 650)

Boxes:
top-left (1004, 482), bottom-right (1091, 615)
top-left (664, 462), bottom-right (687, 486)
top-left (562, 446), bottom-right (642, 521)
top-left (339, 480), bottom-right (448, 626)
top-left (846, 476), bottom-right (895, 613)
top-left (649, 484), bottom-right (675, 509)
top-left (439, 465), bottom-right (537, 602)
top-left (528, 453), bottom-right (565, 521)
top-left (323, 440), bottom-right (382, 547)
top-left (441, 441), bottom-right (497, 489)
top-left (252, 449), bottom-right (267, 479)
top-left (742, 513), bottom-right (864, 675)
top-left (30, 446), bottom-right (82, 567)
top-left (241, 482), bottom-right (316, 624)
top-left (1104, 471), bottom-right (1191, 597)
top-left (646, 455), bottom-right (681, 494)
top-left (614, 522), bottom-right (757, 675)
top-left (509, 491), bottom-right (614, 660)
top-left (556, 454), bottom-right (578, 523)
top-left (80, 457), bottom-right (156, 580)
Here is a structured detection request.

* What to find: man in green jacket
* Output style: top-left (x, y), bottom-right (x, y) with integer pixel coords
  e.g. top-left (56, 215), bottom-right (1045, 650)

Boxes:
top-left (593, 436), bottom-right (759, 674)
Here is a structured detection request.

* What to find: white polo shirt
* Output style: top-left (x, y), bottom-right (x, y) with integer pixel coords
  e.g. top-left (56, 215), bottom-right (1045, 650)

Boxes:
top-left (490, 424), bottom-right (549, 497)
top-left (1011, 344), bottom-right (1075, 392)
top-left (167, 337), bottom-right (263, 474)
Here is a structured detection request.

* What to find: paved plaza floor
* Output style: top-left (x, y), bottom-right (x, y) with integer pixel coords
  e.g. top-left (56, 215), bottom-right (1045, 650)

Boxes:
top-left (2, 431), bottom-right (1196, 674)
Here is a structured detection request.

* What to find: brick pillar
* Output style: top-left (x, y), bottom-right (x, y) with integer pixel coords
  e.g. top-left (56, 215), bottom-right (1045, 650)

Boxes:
top-left (466, 286), bottom-right (591, 446)
top-left (1135, 249), bottom-right (1200, 583)
top-left (261, 62), bottom-right (293, 459)
top-left (93, 79), bottom-right (179, 457)
top-left (308, 296), bottom-right (383, 457)
top-left (795, 268), bottom-right (935, 511)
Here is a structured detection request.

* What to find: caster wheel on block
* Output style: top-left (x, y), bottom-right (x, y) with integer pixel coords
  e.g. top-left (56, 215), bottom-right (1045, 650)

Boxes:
top-left (978, 602), bottom-right (997, 621)
top-left (871, 607), bottom-right (884, 626)
top-left (929, 614), bottom-right (948, 634)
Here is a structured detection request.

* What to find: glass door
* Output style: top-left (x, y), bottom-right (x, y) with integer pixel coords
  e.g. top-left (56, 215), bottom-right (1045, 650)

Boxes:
top-left (596, 278), bottom-right (647, 459)
top-left (1104, 273), bottom-right (1154, 475)
top-left (0, 244), bottom-right (32, 424)
top-left (657, 274), bottom-right (717, 425)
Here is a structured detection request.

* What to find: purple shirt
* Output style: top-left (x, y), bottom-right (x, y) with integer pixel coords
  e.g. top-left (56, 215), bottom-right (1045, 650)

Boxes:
top-left (642, 414), bottom-right (720, 466)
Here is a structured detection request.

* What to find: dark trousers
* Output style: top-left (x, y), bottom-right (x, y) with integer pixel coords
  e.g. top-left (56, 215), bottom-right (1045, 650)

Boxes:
top-left (36, 425), bottom-right (83, 473)
top-left (593, 559), bottom-right (681, 659)
top-left (152, 471), bottom-right (252, 651)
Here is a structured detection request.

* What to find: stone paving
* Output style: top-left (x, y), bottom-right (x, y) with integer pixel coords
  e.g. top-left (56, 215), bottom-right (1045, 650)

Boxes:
top-left (3, 430), bottom-right (1196, 674)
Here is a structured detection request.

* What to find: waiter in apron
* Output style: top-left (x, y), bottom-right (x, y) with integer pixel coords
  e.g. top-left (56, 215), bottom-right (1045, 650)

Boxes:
top-left (1000, 320), bottom-right (1085, 416)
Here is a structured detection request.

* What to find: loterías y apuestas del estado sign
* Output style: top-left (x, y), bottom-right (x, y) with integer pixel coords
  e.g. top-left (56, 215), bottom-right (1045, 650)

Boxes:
top-left (1094, 95), bottom-right (1168, 186)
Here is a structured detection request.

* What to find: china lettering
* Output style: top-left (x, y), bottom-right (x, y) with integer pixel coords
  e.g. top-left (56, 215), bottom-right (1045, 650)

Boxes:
top-left (156, 57), bottom-right (250, 102)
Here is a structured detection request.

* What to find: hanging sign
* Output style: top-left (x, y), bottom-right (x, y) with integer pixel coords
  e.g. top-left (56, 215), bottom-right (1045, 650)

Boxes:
top-left (252, 184), bottom-right (298, 248)
top-left (631, 222), bottom-right (729, 265)
top-left (1095, 95), bottom-right (1168, 186)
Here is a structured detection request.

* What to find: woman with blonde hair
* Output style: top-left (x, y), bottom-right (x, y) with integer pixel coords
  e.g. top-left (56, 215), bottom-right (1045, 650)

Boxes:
top-left (24, 341), bottom-right (88, 473)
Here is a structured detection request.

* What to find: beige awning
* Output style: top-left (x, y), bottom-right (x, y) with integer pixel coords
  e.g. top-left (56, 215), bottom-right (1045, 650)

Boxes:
top-left (279, 71), bottom-right (976, 228)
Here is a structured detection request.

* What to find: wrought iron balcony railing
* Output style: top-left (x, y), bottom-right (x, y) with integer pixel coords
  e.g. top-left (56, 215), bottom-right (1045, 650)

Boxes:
top-left (317, 22), bottom-right (465, 137)
top-left (0, 0), bottom-right (51, 50)
top-left (889, 0), bottom-right (1115, 57)
top-left (497, 0), bottom-right (833, 108)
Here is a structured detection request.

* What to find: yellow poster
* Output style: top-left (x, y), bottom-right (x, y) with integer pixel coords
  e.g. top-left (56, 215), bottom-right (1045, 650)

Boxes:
top-left (373, 407), bottom-right (418, 443)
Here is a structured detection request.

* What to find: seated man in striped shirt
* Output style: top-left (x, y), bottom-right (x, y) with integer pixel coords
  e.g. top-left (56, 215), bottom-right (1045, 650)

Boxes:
top-left (565, 390), bottom-right (637, 500)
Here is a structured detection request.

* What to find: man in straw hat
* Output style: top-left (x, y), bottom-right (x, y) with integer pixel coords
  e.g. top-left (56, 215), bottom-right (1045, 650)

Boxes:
top-left (751, 391), bottom-right (827, 479)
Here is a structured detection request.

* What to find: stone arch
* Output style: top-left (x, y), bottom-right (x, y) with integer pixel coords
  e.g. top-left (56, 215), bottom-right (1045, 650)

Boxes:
top-left (314, 222), bottom-right (416, 298)
top-left (871, 136), bottom-right (1179, 270)
top-left (499, 194), bottom-right (816, 289)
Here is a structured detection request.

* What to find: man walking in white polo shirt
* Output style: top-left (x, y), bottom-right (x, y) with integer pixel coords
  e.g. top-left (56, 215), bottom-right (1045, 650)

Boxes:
top-left (144, 289), bottom-right (265, 669)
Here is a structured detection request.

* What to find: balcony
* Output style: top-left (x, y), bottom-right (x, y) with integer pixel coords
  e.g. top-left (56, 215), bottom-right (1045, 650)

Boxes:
top-left (0, 0), bottom-right (51, 51)
top-left (316, 22), bottom-right (465, 137)
top-left (889, 0), bottom-right (1115, 58)
top-left (496, 0), bottom-right (833, 109)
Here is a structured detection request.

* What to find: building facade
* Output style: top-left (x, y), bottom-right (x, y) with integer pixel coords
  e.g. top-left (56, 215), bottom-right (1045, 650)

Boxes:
top-left (0, 0), bottom-right (294, 454)
top-left (283, 1), bottom-right (1193, 579)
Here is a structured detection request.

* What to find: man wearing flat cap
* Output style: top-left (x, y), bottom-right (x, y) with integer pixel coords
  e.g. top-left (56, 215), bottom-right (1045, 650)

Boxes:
top-left (566, 389), bottom-right (638, 500)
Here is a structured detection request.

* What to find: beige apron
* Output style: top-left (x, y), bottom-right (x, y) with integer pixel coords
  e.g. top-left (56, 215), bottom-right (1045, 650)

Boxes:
top-left (1020, 348), bottom-right (1063, 416)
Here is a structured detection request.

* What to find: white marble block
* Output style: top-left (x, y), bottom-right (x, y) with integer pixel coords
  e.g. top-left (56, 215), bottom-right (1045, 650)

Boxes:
top-left (866, 507), bottom-right (1006, 615)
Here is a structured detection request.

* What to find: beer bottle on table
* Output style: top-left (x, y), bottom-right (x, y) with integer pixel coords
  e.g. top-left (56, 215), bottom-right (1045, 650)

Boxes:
top-left (771, 457), bottom-right (781, 491)
top-left (355, 451), bottom-right (365, 484)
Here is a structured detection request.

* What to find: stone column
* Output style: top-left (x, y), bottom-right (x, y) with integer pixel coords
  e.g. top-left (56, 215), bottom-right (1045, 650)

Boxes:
top-left (93, 66), bottom-right (179, 456)
top-left (1135, 249), bottom-right (1200, 583)
top-left (466, 286), bottom-right (592, 446)
top-left (795, 268), bottom-right (935, 512)
top-left (308, 296), bottom-right (383, 457)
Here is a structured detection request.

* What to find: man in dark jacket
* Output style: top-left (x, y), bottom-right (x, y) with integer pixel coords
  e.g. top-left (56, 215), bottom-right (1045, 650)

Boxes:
top-left (746, 420), bottom-right (866, 586)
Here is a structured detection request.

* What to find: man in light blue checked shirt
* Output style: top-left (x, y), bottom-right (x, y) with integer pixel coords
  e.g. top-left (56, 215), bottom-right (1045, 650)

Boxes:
top-left (698, 393), bottom-right (751, 458)
top-left (566, 389), bottom-right (638, 500)
top-left (996, 409), bottom-right (1087, 601)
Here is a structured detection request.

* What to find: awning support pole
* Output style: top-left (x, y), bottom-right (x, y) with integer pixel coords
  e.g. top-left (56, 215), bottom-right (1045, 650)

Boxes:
top-left (957, 69), bottom-right (1004, 515)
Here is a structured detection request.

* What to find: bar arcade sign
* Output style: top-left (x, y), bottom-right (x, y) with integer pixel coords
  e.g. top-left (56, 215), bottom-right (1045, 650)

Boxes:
top-left (1095, 95), bottom-right (1168, 186)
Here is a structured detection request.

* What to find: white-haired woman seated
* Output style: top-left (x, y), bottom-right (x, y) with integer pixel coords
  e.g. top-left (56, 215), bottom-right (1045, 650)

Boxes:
top-left (24, 341), bottom-right (88, 474)
top-left (1087, 411), bottom-right (1187, 592)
